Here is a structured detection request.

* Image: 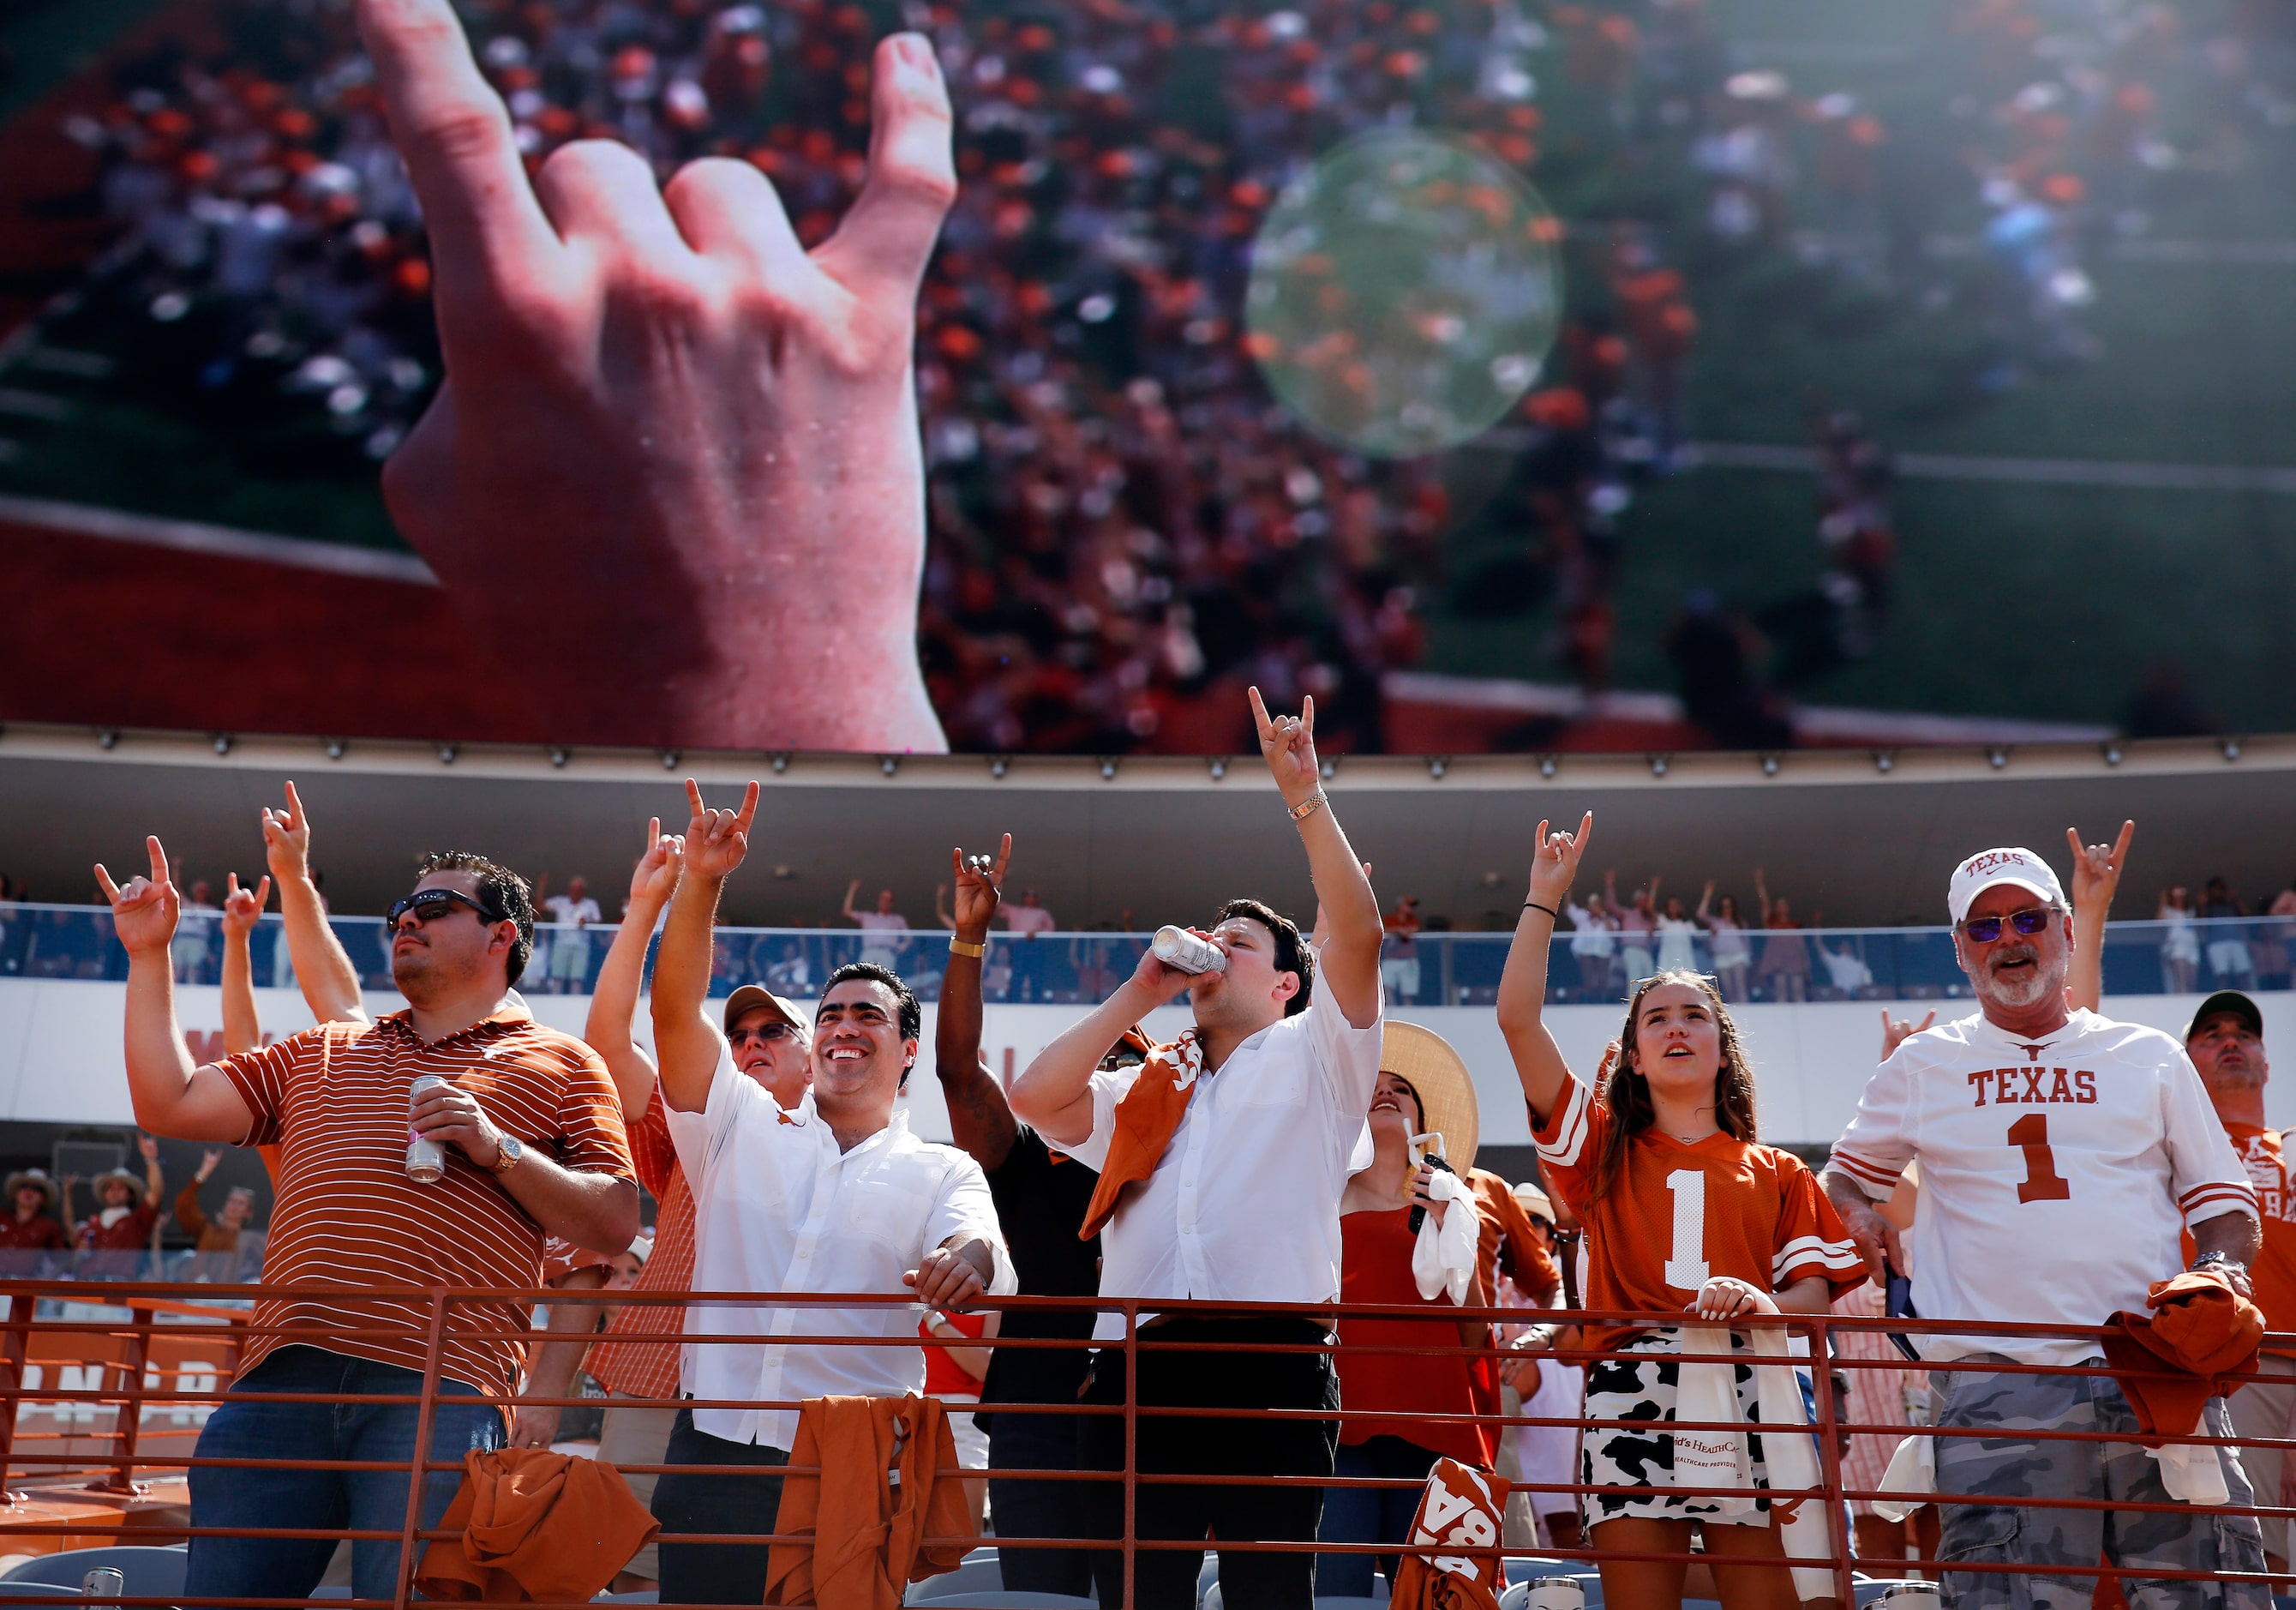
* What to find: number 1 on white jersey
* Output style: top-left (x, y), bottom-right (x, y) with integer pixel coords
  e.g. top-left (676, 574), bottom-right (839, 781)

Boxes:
top-left (1664, 1168), bottom-right (1710, 1289)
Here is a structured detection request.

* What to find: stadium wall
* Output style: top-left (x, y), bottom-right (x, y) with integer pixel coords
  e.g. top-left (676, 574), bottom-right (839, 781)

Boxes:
top-left (4, 979), bottom-right (2292, 1155)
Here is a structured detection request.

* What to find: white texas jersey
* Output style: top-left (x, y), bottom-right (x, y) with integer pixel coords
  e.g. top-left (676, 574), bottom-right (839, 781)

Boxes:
top-left (1829, 1008), bottom-right (2257, 1365)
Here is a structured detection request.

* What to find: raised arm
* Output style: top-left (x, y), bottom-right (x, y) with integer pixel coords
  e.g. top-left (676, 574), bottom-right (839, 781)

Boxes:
top-left (842, 880), bottom-right (864, 923)
top-left (97, 838), bottom-right (261, 1143)
top-left (219, 874), bottom-right (271, 1056)
top-left (1250, 688), bottom-right (1381, 1027)
top-left (585, 820), bottom-right (682, 1120)
top-left (135, 1134), bottom-right (165, 1211)
top-left (651, 782), bottom-right (758, 1114)
top-left (261, 784), bottom-right (368, 1025)
top-left (938, 837), bottom-right (1020, 1171)
top-left (2064, 820), bottom-right (2133, 1014)
top-left (1495, 814), bottom-right (1595, 1125)
top-left (1695, 880), bottom-right (1713, 923)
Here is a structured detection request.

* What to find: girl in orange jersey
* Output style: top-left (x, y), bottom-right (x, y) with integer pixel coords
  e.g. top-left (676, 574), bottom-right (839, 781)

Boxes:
top-left (1496, 814), bottom-right (1867, 1610)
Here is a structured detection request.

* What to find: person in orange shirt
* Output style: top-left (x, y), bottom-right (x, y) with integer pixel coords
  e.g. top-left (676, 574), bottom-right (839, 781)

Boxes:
top-left (1496, 814), bottom-right (1866, 1610)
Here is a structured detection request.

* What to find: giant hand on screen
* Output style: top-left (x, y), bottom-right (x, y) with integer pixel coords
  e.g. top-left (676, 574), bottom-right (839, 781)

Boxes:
top-left (1526, 813), bottom-right (1594, 914)
top-left (357, 0), bottom-right (956, 752)
top-left (94, 838), bottom-right (181, 958)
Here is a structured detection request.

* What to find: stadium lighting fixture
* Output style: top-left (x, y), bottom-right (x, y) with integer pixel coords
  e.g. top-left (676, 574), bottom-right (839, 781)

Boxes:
top-left (990, 756), bottom-right (1010, 778)
top-left (1987, 747), bottom-right (2008, 770)
top-left (2223, 737), bottom-right (2244, 762)
top-left (437, 742), bottom-right (458, 765)
top-left (1648, 754), bottom-right (1670, 778)
top-left (549, 747), bottom-right (569, 767)
top-left (879, 755), bottom-right (899, 777)
top-left (1100, 758), bottom-right (1118, 780)
top-left (212, 734), bottom-right (235, 756)
top-left (97, 729), bottom-right (118, 750)
top-left (1428, 757), bottom-right (1448, 779)
top-left (659, 750), bottom-right (680, 770)
top-left (2102, 742), bottom-right (2124, 766)
top-left (1320, 756), bottom-right (1337, 780)
top-left (1208, 757), bottom-right (1227, 781)
top-left (770, 752), bottom-right (790, 773)
top-left (1759, 754), bottom-right (1779, 776)
top-left (1538, 755), bottom-right (1558, 778)
top-left (326, 739), bottom-right (346, 761)
top-left (1873, 751), bottom-right (1894, 774)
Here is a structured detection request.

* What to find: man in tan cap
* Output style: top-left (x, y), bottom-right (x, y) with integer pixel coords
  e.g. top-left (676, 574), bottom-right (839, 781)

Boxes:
top-left (0, 1169), bottom-right (67, 1269)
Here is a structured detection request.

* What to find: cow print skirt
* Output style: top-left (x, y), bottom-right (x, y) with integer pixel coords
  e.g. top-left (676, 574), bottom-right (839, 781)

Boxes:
top-left (1580, 1329), bottom-right (1776, 1524)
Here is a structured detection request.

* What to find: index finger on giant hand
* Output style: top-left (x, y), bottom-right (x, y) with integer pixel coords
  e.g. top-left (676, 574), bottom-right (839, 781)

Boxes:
top-left (356, 0), bottom-right (559, 292)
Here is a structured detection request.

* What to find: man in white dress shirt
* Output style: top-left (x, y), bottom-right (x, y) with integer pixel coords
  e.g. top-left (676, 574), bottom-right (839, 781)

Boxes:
top-left (1012, 690), bottom-right (1385, 1610)
top-left (649, 781), bottom-right (1012, 1607)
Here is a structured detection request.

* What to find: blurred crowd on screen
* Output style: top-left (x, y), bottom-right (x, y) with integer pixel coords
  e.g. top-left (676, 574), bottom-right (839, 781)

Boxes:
top-left (29, 0), bottom-right (2296, 750)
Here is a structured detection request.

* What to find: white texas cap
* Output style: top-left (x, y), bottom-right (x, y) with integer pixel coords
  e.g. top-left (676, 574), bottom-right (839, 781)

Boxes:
top-left (1947, 847), bottom-right (2067, 924)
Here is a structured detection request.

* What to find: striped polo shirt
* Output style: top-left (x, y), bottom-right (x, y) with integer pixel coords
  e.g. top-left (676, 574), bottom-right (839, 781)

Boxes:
top-left (216, 1001), bottom-right (634, 1398)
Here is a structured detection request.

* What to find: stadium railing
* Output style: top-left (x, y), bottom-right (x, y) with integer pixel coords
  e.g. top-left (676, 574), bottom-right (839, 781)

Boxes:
top-left (0, 1278), bottom-right (2278, 1610)
top-left (4, 904), bottom-right (2291, 1008)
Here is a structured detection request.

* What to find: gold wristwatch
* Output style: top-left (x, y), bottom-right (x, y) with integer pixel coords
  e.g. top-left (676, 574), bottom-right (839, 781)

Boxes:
top-left (489, 1133), bottom-right (526, 1175)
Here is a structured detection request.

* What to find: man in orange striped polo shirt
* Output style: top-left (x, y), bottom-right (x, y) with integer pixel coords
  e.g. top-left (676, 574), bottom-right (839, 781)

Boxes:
top-left (99, 836), bottom-right (639, 1607)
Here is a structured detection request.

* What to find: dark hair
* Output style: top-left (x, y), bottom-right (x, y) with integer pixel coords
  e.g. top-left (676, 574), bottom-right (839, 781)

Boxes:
top-left (1588, 970), bottom-right (1757, 1202)
top-left (1215, 898), bottom-right (1312, 1016)
top-left (413, 851), bottom-right (535, 985)
top-left (824, 962), bottom-right (923, 1042)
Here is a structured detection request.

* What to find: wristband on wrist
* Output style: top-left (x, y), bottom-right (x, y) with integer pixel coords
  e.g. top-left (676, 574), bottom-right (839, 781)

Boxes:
top-left (949, 938), bottom-right (987, 958)
top-left (1523, 900), bottom-right (1560, 921)
top-left (1288, 790), bottom-right (1328, 822)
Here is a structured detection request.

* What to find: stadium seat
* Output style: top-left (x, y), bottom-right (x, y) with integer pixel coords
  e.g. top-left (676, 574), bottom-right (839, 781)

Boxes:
top-left (896, 1596), bottom-right (1094, 1608)
top-left (1497, 1574), bottom-right (1605, 1610)
top-left (0, 1588), bottom-right (87, 1601)
top-left (1855, 1582), bottom-right (1934, 1607)
top-left (591, 1594), bottom-right (659, 1603)
top-left (907, 1558), bottom-right (1013, 1601)
top-left (2, 1547), bottom-right (188, 1597)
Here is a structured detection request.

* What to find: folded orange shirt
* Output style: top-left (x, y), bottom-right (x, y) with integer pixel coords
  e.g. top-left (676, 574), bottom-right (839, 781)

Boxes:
top-left (2100, 1270), bottom-right (2264, 1443)
top-left (1389, 1457), bottom-right (1509, 1610)
top-left (415, 1448), bottom-right (660, 1603)
top-left (764, 1394), bottom-right (975, 1610)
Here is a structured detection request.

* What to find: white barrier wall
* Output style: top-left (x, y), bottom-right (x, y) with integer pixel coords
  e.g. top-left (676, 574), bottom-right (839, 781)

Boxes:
top-left (4, 977), bottom-right (2294, 1147)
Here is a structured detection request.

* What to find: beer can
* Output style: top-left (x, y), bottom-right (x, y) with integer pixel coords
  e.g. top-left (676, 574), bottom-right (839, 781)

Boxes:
top-left (407, 1074), bottom-right (450, 1184)
top-left (1152, 926), bottom-right (1228, 975)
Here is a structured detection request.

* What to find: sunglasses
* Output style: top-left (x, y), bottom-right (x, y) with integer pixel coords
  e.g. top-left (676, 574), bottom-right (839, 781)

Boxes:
top-left (386, 888), bottom-right (507, 929)
top-left (728, 1023), bottom-right (799, 1047)
top-left (1959, 906), bottom-right (2059, 944)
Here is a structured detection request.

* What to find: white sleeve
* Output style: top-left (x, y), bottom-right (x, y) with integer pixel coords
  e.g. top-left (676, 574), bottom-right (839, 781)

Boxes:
top-left (2161, 1046), bottom-right (2262, 1229)
top-left (928, 1152), bottom-right (1018, 1295)
top-left (1309, 969), bottom-right (1385, 1125)
top-left (1827, 1047), bottom-right (1916, 1202)
top-left (665, 1040), bottom-right (758, 1184)
top-left (1064, 1066), bottom-right (1134, 1174)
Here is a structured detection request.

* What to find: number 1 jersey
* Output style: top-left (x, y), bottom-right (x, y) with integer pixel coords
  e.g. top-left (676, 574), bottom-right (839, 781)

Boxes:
top-left (1829, 1008), bottom-right (2257, 1365)
top-left (1535, 1068), bottom-right (1867, 1355)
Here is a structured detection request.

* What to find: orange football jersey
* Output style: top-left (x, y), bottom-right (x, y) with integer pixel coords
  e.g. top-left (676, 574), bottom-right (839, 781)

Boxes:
top-left (1535, 1070), bottom-right (1867, 1352)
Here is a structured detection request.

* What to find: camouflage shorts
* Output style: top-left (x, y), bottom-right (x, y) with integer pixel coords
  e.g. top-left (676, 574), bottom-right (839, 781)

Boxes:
top-left (1930, 1356), bottom-right (2268, 1610)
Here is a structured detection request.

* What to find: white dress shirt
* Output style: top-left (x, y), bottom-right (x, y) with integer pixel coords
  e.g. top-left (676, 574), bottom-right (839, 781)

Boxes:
top-left (1069, 978), bottom-right (1383, 1342)
top-left (667, 1048), bottom-right (1014, 1447)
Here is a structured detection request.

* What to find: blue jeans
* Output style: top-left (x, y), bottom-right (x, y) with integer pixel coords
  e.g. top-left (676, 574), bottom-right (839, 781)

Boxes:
top-left (1316, 1435), bottom-right (1439, 1597)
top-left (185, 1345), bottom-right (505, 1603)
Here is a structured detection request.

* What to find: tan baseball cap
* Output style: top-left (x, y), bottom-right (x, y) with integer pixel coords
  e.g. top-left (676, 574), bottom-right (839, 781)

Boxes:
top-left (723, 986), bottom-right (810, 1040)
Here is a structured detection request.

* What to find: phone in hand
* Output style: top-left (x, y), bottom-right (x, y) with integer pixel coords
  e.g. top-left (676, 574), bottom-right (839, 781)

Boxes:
top-left (1883, 1259), bottom-right (1921, 1362)
top-left (1409, 1150), bottom-right (1457, 1235)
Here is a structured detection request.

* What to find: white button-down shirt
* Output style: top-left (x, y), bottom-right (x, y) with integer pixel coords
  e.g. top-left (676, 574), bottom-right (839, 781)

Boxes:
top-left (667, 1047), bottom-right (1013, 1447)
top-left (1070, 979), bottom-right (1383, 1342)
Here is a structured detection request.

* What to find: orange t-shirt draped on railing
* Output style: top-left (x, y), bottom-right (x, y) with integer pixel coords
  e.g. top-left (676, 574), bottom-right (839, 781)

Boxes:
top-left (764, 1394), bottom-right (975, 1610)
top-left (417, 1447), bottom-right (660, 1603)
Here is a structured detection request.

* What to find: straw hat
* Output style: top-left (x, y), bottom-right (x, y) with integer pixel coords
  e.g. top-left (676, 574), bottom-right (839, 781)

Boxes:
top-left (1379, 1021), bottom-right (1480, 1173)
top-left (1514, 1181), bottom-right (1556, 1224)
top-left (3, 1170), bottom-right (55, 1211)
top-left (93, 1168), bottom-right (143, 1197)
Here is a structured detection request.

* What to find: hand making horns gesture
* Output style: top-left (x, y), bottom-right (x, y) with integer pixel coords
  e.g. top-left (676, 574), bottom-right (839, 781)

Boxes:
top-left (355, 0), bottom-right (956, 751)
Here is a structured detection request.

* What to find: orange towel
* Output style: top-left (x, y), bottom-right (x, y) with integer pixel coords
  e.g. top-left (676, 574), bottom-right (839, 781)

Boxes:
top-left (1079, 1029), bottom-right (1202, 1241)
top-left (764, 1393), bottom-right (976, 1609)
top-left (2100, 1270), bottom-right (2264, 1442)
top-left (1388, 1457), bottom-right (1509, 1610)
top-left (415, 1447), bottom-right (661, 1603)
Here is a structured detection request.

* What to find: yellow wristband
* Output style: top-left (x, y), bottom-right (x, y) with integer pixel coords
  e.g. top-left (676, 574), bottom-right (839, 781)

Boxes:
top-left (949, 938), bottom-right (987, 958)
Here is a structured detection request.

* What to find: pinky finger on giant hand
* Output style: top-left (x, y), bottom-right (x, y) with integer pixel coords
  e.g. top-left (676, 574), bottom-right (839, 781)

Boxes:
top-left (814, 33), bottom-right (956, 303)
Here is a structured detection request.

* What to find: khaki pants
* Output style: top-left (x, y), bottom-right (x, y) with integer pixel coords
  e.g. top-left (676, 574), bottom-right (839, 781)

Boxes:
top-left (597, 1395), bottom-right (678, 1583)
top-left (2232, 1355), bottom-right (2296, 1563)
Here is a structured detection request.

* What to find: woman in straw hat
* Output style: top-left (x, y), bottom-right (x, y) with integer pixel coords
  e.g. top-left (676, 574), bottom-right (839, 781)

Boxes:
top-left (0, 1168), bottom-right (67, 1267)
top-left (1498, 814), bottom-right (1867, 1610)
top-left (1315, 1021), bottom-right (1486, 1599)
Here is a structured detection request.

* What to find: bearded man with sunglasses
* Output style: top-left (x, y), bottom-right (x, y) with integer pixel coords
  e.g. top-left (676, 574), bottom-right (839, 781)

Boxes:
top-left (1825, 846), bottom-right (2265, 1610)
top-left (99, 837), bottom-right (638, 1606)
